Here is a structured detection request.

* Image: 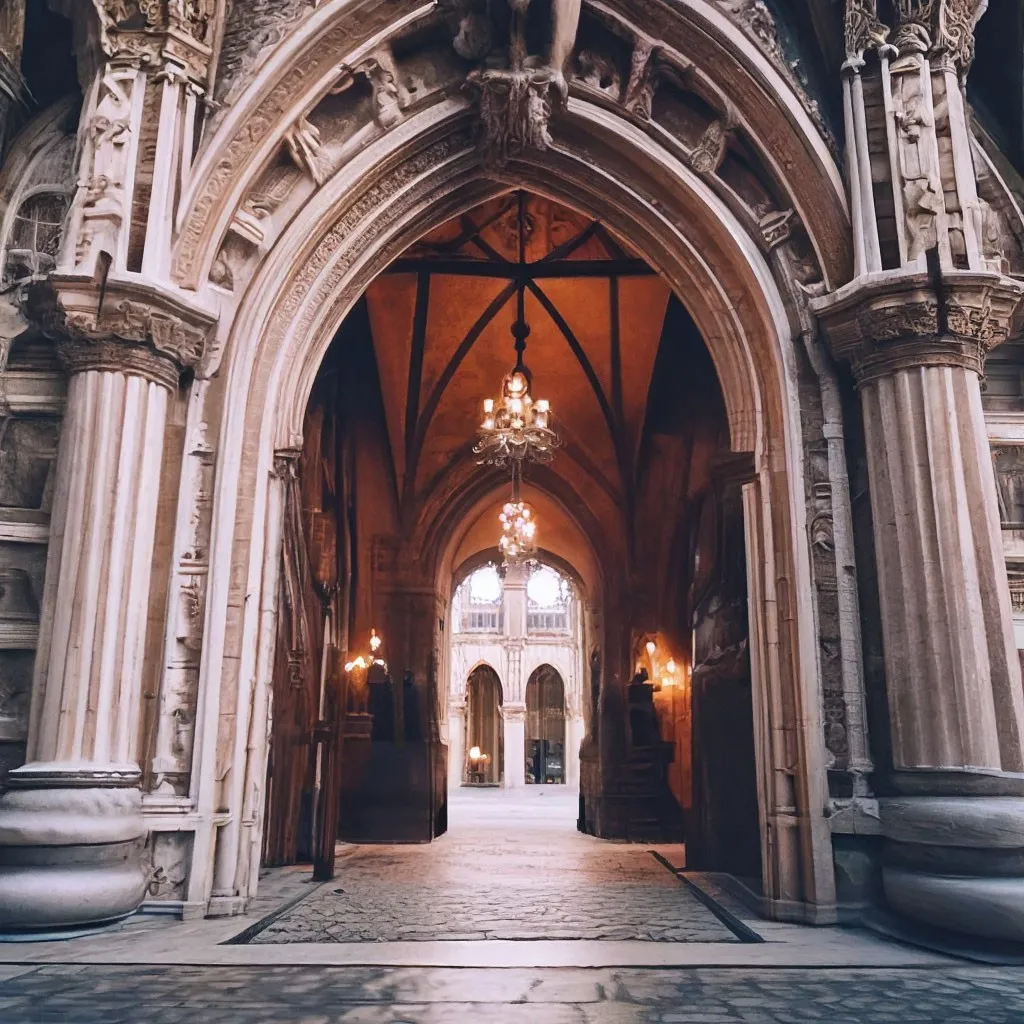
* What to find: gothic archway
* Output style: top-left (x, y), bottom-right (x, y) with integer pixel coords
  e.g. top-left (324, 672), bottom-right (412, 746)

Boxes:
top-left (153, 0), bottom-right (845, 924)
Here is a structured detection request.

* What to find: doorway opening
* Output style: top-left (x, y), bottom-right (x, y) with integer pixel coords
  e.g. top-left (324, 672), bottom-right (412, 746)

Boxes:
top-left (525, 665), bottom-right (566, 784)
top-left (465, 664), bottom-right (504, 785)
top-left (260, 190), bottom-right (761, 885)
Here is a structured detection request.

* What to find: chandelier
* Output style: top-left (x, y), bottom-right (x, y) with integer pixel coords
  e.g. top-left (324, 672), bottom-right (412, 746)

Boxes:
top-left (474, 195), bottom-right (561, 467)
top-left (472, 194), bottom-right (561, 568)
top-left (498, 487), bottom-right (537, 566)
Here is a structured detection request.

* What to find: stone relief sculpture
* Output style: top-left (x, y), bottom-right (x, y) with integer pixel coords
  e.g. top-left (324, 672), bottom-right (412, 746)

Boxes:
top-left (71, 68), bottom-right (134, 274)
top-left (448, 0), bottom-right (582, 166)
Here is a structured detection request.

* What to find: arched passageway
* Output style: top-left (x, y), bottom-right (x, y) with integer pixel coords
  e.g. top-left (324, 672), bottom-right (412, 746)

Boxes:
top-left (259, 188), bottom-right (764, 886)
top-left (525, 665), bottom-right (566, 785)
top-left (465, 665), bottom-right (503, 786)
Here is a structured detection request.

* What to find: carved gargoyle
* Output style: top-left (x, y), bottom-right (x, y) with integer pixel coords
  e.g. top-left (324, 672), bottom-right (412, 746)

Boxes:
top-left (445, 0), bottom-right (582, 167)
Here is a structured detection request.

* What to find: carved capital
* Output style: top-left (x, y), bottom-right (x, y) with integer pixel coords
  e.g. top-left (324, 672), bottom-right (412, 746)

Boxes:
top-left (28, 277), bottom-right (216, 389)
top-left (892, 0), bottom-right (987, 75)
top-left (813, 271), bottom-right (1024, 384)
top-left (844, 0), bottom-right (895, 69)
top-left (89, 0), bottom-right (215, 82)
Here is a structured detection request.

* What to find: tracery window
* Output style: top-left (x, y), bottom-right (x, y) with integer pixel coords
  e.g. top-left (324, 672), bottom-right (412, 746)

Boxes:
top-left (527, 565), bottom-right (571, 633)
top-left (454, 565), bottom-right (503, 633)
top-left (3, 191), bottom-right (70, 281)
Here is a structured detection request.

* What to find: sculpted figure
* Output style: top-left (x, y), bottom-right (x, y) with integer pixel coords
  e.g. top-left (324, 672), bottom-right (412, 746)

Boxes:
top-left (547, 0), bottom-right (582, 101)
top-left (458, 0), bottom-right (582, 165)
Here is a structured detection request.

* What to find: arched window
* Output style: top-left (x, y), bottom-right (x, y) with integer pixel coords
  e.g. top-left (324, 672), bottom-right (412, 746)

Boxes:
top-left (1, 123), bottom-right (76, 285)
top-left (453, 564), bottom-right (503, 633)
top-left (5, 190), bottom-right (70, 280)
top-left (526, 565), bottom-right (571, 633)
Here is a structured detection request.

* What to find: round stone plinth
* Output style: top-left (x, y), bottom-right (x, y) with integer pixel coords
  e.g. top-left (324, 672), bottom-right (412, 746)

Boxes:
top-left (884, 867), bottom-right (1024, 942)
top-left (880, 793), bottom-right (1024, 944)
top-left (0, 763), bottom-right (148, 932)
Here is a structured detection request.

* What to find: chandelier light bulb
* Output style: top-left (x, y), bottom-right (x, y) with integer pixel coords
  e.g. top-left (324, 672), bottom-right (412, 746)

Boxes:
top-left (498, 499), bottom-right (538, 566)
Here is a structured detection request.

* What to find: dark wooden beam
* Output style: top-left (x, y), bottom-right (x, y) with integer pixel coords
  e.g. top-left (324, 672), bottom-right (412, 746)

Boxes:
top-left (385, 258), bottom-right (656, 279)
top-left (401, 271), bottom-right (431, 511)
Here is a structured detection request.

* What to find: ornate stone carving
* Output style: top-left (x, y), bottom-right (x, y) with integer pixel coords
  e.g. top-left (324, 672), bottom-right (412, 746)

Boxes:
top-left (892, 0), bottom-right (987, 74)
top-left (458, 0), bottom-right (582, 167)
top-left (856, 299), bottom-right (939, 343)
top-left (284, 116), bottom-right (325, 187)
top-left (212, 0), bottom-right (316, 111)
top-left (813, 273), bottom-right (1024, 383)
top-left (88, 0), bottom-right (214, 80)
top-left (344, 48), bottom-right (405, 130)
top-left (844, 0), bottom-right (895, 68)
top-left (28, 279), bottom-right (214, 388)
top-left (467, 65), bottom-right (558, 167)
top-left (757, 207), bottom-right (796, 249)
top-left (623, 39), bottom-right (658, 119)
top-left (685, 112), bottom-right (735, 175)
top-left (74, 68), bottom-right (134, 275)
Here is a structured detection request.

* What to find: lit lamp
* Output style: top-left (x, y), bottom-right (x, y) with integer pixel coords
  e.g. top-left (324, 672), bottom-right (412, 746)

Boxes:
top-left (498, 497), bottom-right (537, 566)
top-left (468, 745), bottom-right (490, 783)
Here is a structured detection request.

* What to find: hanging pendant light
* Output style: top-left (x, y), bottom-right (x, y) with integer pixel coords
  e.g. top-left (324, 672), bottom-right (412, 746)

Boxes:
top-left (474, 194), bottom-right (561, 467)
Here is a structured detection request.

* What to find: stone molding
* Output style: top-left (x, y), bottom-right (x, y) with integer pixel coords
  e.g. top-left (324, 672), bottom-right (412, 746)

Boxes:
top-left (813, 270), bottom-right (1024, 384)
top-left (4, 762), bottom-right (142, 790)
top-left (28, 277), bottom-right (216, 390)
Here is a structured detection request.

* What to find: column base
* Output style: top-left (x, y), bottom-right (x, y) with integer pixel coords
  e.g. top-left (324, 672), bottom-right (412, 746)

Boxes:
top-left (0, 762), bottom-right (148, 932)
top-left (880, 785), bottom-right (1024, 943)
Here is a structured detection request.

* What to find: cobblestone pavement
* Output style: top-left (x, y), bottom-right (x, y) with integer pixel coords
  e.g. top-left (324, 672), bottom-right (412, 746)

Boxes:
top-left (251, 789), bottom-right (736, 944)
top-left (3, 964), bottom-right (1024, 1023)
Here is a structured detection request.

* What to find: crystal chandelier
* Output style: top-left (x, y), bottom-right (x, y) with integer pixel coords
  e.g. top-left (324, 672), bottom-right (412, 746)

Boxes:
top-left (498, 489), bottom-right (537, 566)
top-left (474, 195), bottom-right (561, 467)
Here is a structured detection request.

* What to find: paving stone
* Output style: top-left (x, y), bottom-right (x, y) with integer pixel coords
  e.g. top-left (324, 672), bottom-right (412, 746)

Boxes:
top-left (249, 790), bottom-right (731, 945)
top-left (6, 965), bottom-right (1024, 1022)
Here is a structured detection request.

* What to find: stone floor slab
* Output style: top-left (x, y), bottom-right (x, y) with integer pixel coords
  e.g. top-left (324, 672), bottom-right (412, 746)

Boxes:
top-left (248, 789), bottom-right (737, 944)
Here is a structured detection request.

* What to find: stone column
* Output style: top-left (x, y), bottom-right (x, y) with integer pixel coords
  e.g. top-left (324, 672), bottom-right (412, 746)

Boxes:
top-left (502, 704), bottom-right (526, 788)
top-left (816, 272), bottom-right (1024, 941)
top-left (448, 701), bottom-right (466, 788)
top-left (566, 714), bottom-right (585, 788)
top-left (0, 280), bottom-right (209, 931)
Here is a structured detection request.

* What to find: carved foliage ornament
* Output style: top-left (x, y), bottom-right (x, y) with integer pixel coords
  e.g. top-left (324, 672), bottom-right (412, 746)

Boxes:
top-left (90, 0), bottom-right (215, 79)
top-left (844, 0), bottom-right (895, 68)
top-left (456, 0), bottom-right (583, 168)
top-left (27, 281), bottom-right (210, 387)
top-left (892, 0), bottom-right (986, 73)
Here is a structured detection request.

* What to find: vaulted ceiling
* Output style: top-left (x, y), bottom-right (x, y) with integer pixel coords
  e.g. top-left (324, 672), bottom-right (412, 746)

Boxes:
top-left (362, 192), bottom-right (675, 544)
